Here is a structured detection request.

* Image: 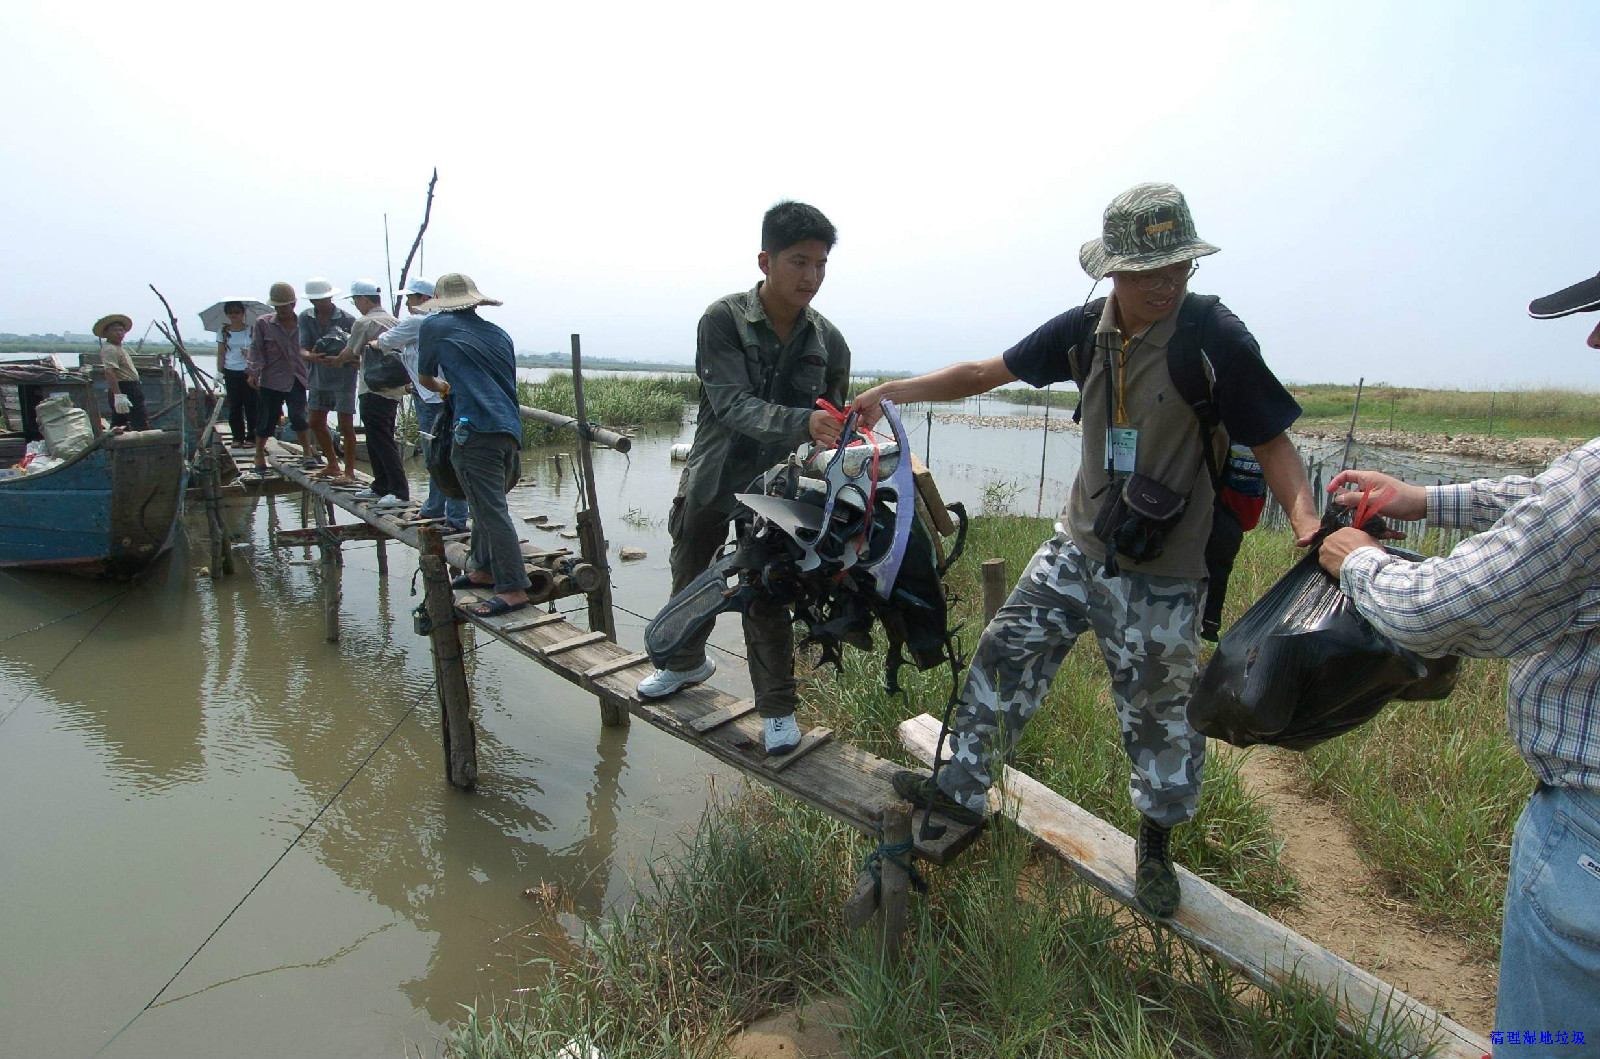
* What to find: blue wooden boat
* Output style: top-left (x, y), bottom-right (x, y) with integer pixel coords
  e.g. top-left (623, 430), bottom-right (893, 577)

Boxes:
top-left (0, 359), bottom-right (189, 578)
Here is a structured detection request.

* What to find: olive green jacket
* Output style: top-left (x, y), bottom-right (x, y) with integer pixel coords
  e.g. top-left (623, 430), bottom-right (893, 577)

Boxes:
top-left (678, 285), bottom-right (852, 511)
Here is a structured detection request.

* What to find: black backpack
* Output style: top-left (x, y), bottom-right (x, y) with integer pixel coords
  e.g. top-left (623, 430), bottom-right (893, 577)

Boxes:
top-left (1066, 292), bottom-right (1250, 641)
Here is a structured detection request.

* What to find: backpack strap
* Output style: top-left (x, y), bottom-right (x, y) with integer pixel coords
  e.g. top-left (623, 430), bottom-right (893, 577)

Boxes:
top-left (1166, 293), bottom-right (1224, 490)
top-left (1069, 297), bottom-right (1107, 425)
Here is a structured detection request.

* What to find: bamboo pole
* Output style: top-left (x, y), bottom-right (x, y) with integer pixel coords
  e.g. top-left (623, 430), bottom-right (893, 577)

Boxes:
top-left (518, 405), bottom-right (632, 452)
top-left (419, 525), bottom-right (478, 789)
top-left (375, 538), bottom-right (389, 575)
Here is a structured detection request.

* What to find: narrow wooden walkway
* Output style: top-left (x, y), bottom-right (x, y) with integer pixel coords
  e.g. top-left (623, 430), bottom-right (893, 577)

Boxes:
top-left (899, 712), bottom-right (1492, 1059)
top-left (264, 452), bottom-right (982, 865)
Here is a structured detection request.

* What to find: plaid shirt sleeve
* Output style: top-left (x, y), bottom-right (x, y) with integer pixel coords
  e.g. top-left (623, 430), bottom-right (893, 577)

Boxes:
top-left (1341, 443), bottom-right (1600, 660)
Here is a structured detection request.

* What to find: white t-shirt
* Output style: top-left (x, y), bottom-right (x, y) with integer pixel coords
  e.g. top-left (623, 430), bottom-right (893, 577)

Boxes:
top-left (222, 327), bottom-right (251, 371)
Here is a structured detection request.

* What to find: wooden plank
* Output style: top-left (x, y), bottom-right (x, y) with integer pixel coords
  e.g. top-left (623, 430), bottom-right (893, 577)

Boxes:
top-left (689, 698), bottom-right (759, 734)
top-left (582, 652), bottom-right (651, 680)
top-left (541, 631), bottom-right (608, 657)
top-left (499, 613), bottom-right (567, 633)
top-left (764, 727), bottom-right (834, 772)
top-left (910, 454), bottom-right (956, 536)
top-left (896, 713), bottom-right (1489, 1059)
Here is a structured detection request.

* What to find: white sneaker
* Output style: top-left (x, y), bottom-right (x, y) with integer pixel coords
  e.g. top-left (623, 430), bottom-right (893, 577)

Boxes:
top-left (637, 659), bottom-right (715, 699)
top-left (375, 494), bottom-right (405, 507)
top-left (763, 715), bottom-right (801, 755)
top-left (352, 488), bottom-right (380, 500)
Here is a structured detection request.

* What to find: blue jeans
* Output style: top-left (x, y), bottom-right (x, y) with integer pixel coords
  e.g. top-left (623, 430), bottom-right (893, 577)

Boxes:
top-left (414, 399), bottom-right (469, 527)
top-left (1494, 784), bottom-right (1600, 1056)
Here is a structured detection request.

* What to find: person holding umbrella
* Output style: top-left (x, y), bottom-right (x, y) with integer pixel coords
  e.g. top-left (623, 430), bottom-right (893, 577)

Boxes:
top-left (202, 298), bottom-right (269, 445)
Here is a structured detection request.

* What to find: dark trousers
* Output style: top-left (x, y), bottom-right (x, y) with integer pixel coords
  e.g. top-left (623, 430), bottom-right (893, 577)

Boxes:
top-left (256, 381), bottom-right (309, 438)
top-left (451, 431), bottom-right (530, 594)
top-left (112, 380), bottom-right (149, 431)
top-left (666, 495), bottom-right (796, 718)
top-left (223, 369), bottom-right (257, 443)
top-left (358, 393), bottom-right (407, 499)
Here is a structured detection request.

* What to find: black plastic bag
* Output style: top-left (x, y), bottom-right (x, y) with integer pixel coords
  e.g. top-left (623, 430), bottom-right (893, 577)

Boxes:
top-left (423, 395), bottom-right (466, 500)
top-left (1190, 541), bottom-right (1459, 750)
top-left (362, 349), bottom-right (412, 392)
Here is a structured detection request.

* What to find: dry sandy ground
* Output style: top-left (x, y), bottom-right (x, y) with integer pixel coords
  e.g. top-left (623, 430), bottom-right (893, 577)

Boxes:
top-left (1235, 747), bottom-right (1499, 1035)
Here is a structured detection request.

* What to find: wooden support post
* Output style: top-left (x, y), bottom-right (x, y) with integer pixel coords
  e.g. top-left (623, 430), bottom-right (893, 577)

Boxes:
top-left (375, 538), bottom-right (389, 576)
top-left (420, 525), bottom-right (478, 790)
top-left (312, 500), bottom-right (340, 642)
top-left (981, 557), bottom-right (1008, 622)
top-left (877, 800), bottom-right (912, 965)
top-left (570, 334), bottom-right (626, 729)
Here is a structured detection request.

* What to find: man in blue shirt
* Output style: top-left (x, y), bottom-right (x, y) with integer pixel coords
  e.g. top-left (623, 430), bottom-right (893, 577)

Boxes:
top-left (416, 273), bottom-right (531, 616)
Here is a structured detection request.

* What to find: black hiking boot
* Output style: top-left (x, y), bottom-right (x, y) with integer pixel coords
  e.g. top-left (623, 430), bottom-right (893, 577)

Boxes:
top-left (891, 770), bottom-right (987, 827)
top-left (1135, 816), bottom-right (1181, 919)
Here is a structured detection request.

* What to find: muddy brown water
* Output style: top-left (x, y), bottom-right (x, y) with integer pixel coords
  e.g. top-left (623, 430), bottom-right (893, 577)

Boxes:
top-left (0, 404), bottom-right (1532, 1058)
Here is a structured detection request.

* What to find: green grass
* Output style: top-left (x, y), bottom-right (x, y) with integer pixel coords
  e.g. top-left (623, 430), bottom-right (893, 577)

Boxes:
top-left (443, 505), bottom-right (1532, 1057)
top-left (1289, 382), bottom-right (1600, 440)
top-left (1216, 526), bottom-right (1528, 956)
top-left (446, 791), bottom-right (1417, 1059)
top-left (516, 373), bottom-right (699, 445)
top-left (446, 512), bottom-right (1472, 1059)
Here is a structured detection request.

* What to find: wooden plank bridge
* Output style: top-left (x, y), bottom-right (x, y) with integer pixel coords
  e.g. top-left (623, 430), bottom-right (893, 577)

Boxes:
top-left (216, 343), bottom-right (1489, 1057)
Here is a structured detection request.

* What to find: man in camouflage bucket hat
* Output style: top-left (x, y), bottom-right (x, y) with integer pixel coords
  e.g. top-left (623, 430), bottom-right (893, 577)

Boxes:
top-left (854, 183), bottom-right (1319, 918)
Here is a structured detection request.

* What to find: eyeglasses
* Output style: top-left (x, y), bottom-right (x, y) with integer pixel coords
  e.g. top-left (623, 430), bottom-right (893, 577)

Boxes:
top-left (1126, 261), bottom-right (1198, 291)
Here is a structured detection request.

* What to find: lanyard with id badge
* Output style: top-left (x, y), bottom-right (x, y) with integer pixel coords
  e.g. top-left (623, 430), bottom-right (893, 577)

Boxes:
top-left (1091, 332), bottom-right (1189, 573)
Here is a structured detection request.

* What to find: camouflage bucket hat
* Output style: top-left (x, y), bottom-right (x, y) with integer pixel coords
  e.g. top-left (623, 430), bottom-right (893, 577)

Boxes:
top-left (1079, 182), bottom-right (1220, 280)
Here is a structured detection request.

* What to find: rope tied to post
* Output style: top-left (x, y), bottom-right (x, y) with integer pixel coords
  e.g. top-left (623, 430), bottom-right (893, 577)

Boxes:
top-left (862, 825), bottom-right (927, 898)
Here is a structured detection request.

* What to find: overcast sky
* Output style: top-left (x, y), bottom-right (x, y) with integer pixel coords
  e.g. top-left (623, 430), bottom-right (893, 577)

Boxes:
top-left (2, 1), bottom-right (1595, 389)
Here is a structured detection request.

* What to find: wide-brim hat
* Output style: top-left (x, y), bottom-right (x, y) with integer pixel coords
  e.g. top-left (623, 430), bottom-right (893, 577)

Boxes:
top-left (92, 313), bottom-right (133, 338)
top-left (1529, 271), bottom-right (1600, 319)
top-left (423, 272), bottom-right (503, 312)
top-left (304, 276), bottom-right (343, 300)
top-left (268, 281), bottom-right (299, 306)
top-left (1079, 182), bottom-right (1220, 280)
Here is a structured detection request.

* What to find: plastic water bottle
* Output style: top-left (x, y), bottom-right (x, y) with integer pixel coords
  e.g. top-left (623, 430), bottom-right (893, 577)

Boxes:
top-left (453, 416), bottom-right (470, 445)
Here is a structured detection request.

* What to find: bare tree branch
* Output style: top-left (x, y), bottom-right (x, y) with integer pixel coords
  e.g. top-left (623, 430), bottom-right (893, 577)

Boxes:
top-left (393, 168), bottom-right (439, 314)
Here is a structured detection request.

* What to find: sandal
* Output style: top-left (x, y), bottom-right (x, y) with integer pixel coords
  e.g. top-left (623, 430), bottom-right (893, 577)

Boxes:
top-left (471, 596), bottom-right (529, 618)
top-left (450, 572), bottom-right (492, 589)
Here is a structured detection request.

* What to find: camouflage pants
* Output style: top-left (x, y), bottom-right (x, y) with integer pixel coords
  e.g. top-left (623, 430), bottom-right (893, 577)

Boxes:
top-left (936, 528), bottom-right (1205, 829)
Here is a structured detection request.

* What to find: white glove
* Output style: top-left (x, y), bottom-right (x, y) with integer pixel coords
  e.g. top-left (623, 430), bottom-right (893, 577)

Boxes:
top-left (113, 393), bottom-right (132, 414)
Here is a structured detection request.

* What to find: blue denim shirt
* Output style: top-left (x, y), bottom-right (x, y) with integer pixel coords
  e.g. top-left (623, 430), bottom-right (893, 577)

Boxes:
top-left (417, 309), bottom-right (521, 444)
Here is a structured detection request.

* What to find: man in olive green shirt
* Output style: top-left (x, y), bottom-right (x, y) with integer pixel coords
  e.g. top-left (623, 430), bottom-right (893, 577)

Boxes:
top-left (639, 201), bottom-right (852, 755)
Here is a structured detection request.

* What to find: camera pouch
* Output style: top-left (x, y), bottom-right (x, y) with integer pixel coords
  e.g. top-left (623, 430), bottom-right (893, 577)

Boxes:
top-left (1092, 473), bottom-right (1188, 574)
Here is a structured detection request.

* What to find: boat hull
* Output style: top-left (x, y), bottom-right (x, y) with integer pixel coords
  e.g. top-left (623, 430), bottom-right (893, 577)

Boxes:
top-left (0, 430), bottom-right (188, 578)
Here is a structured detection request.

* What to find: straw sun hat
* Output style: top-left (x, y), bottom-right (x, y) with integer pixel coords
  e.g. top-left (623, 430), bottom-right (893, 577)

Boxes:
top-left (424, 273), bottom-right (503, 312)
top-left (92, 313), bottom-right (133, 338)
